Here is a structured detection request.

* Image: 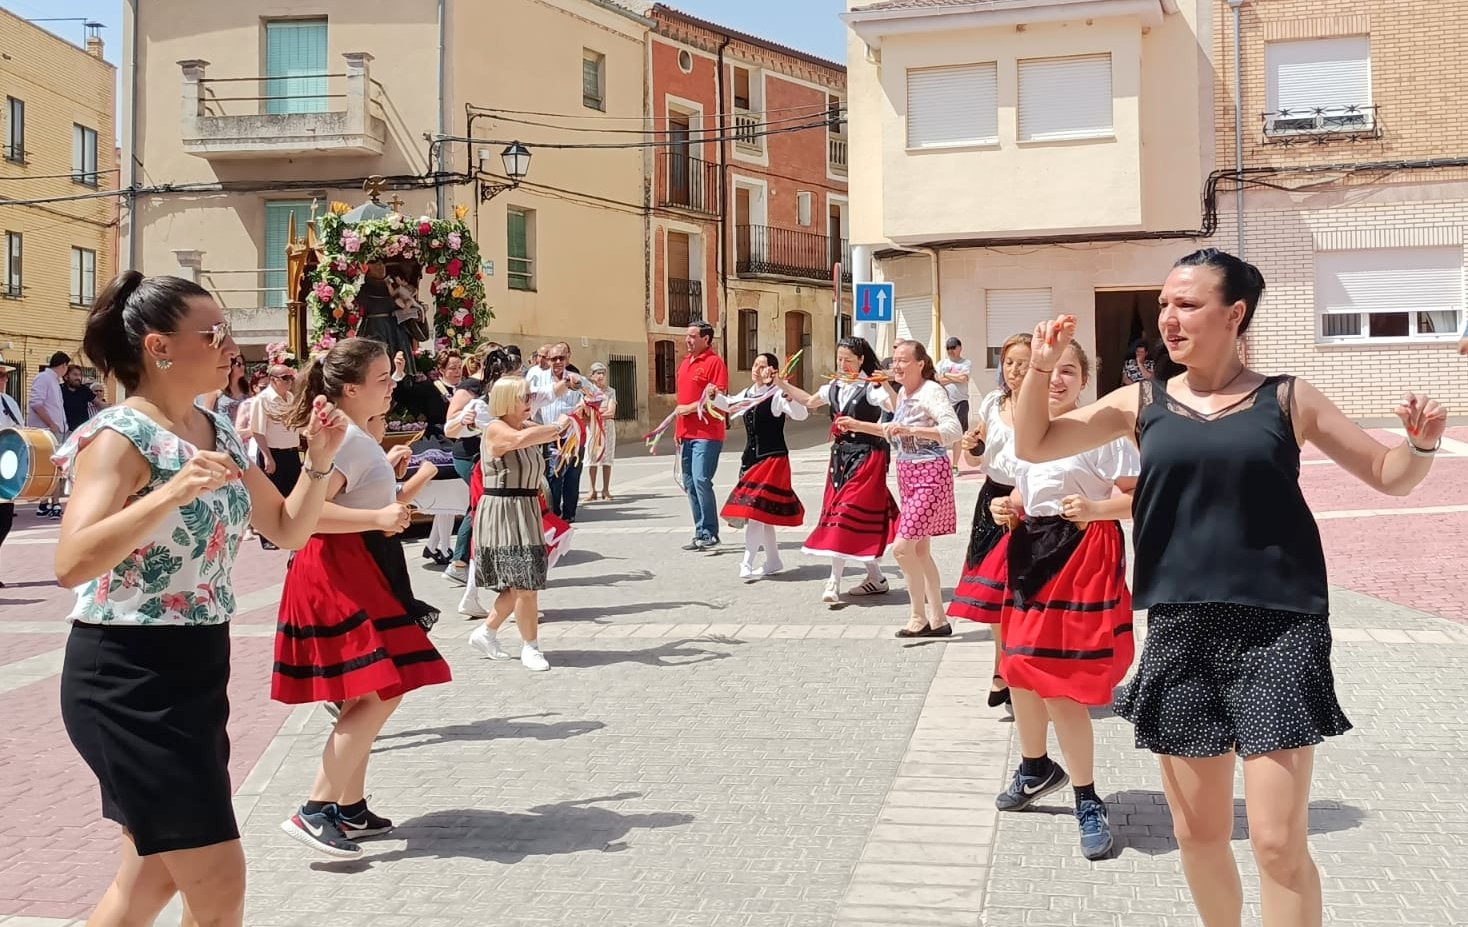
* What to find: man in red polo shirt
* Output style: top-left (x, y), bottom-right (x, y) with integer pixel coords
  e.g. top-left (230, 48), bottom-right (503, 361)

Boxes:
top-left (674, 321), bottom-right (729, 549)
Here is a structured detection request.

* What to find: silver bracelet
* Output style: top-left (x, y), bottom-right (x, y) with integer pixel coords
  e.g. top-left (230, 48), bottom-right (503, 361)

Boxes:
top-left (304, 464), bottom-right (334, 481)
top-left (1407, 439), bottom-right (1440, 458)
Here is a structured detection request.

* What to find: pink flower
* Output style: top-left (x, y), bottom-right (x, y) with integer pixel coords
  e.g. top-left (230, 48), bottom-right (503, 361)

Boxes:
top-left (313, 282), bottom-right (335, 301)
top-left (161, 592), bottom-right (189, 615)
top-left (341, 230), bottom-right (362, 253)
top-left (447, 232), bottom-right (462, 251)
top-left (205, 522), bottom-right (226, 561)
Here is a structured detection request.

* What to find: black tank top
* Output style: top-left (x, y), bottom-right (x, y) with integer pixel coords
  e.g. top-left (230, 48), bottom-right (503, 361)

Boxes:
top-left (1132, 375), bottom-right (1328, 615)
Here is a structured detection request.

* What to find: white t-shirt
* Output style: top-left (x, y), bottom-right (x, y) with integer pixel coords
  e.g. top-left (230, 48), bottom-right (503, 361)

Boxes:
top-left (331, 423), bottom-right (397, 510)
top-left (936, 357), bottom-right (972, 405)
top-left (1016, 435), bottom-right (1139, 517)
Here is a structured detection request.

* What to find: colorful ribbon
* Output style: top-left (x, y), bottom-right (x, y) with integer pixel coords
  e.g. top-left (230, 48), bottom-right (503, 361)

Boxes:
top-left (823, 370), bottom-right (890, 384)
top-left (780, 349), bottom-right (804, 380)
top-left (551, 415), bottom-right (587, 475)
top-left (642, 410), bottom-right (677, 455)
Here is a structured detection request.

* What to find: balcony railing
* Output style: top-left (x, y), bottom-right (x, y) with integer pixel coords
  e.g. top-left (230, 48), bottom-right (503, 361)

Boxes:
top-left (733, 108), bottom-right (763, 154)
top-left (199, 267), bottom-right (291, 345)
top-left (1262, 104), bottom-right (1380, 143)
top-left (668, 277), bottom-right (704, 328)
top-left (657, 150), bottom-right (721, 214)
top-left (178, 53), bottom-right (387, 159)
top-left (828, 134), bottom-right (848, 175)
top-left (736, 226), bottom-right (851, 284)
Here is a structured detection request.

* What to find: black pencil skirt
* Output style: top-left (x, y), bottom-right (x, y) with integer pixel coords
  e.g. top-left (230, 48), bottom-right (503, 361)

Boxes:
top-left (60, 621), bottom-right (239, 855)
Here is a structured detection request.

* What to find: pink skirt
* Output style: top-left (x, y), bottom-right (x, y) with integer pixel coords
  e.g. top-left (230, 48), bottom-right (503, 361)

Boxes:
top-left (896, 458), bottom-right (956, 539)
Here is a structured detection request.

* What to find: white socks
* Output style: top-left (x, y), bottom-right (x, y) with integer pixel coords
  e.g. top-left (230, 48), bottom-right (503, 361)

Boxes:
top-left (741, 522), bottom-right (782, 574)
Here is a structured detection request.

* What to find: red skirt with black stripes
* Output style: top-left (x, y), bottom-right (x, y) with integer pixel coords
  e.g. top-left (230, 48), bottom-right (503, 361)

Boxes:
top-left (947, 531), bottom-right (1011, 625)
top-left (801, 440), bottom-right (898, 562)
top-left (997, 519), bottom-right (1135, 706)
top-left (271, 532), bottom-right (452, 705)
top-left (721, 455), bottom-right (805, 527)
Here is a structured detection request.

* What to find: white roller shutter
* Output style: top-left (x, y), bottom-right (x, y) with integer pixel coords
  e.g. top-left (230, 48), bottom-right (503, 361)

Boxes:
top-left (1315, 248), bottom-right (1462, 340)
top-left (895, 295), bottom-right (934, 351)
top-left (1018, 55), bottom-right (1113, 142)
top-left (985, 289), bottom-right (1052, 365)
top-left (1267, 37), bottom-right (1371, 112)
top-left (906, 64), bottom-right (999, 149)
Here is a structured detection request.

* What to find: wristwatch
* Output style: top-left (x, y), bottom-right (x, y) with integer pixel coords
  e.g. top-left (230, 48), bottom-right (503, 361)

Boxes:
top-left (304, 465), bottom-right (334, 481)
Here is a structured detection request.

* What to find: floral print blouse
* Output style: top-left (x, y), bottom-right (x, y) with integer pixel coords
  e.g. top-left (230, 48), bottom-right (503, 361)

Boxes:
top-left (53, 404), bottom-right (254, 626)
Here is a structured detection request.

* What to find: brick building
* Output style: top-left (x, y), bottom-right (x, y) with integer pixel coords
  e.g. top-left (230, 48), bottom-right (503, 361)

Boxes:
top-left (643, 4), bottom-right (850, 418)
top-left (0, 12), bottom-right (118, 406)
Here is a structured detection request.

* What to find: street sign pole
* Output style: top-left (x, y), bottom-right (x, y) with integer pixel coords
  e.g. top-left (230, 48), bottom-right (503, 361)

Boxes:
top-left (832, 262), bottom-right (842, 363)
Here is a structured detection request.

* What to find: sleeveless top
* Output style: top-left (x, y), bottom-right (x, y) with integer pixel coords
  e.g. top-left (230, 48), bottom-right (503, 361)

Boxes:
top-left (53, 404), bottom-right (255, 626)
top-left (1131, 375), bottom-right (1328, 615)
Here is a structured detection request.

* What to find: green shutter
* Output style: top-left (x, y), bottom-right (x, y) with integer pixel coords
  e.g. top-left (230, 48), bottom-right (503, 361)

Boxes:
top-left (507, 210), bottom-right (532, 290)
top-left (265, 20), bottom-right (328, 115)
top-left (264, 201), bottom-right (313, 308)
top-left (582, 56), bottom-right (603, 108)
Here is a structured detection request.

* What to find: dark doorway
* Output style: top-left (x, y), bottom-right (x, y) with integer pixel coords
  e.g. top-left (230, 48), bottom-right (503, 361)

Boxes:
top-left (1094, 289), bottom-right (1161, 395)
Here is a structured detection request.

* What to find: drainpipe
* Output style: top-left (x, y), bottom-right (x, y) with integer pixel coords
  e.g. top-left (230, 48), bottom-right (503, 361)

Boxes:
top-left (1227, 0), bottom-right (1246, 257)
top-left (715, 34), bottom-right (732, 362)
top-left (125, 0), bottom-right (139, 269)
top-left (918, 247), bottom-right (941, 355)
top-left (435, 0), bottom-right (448, 218)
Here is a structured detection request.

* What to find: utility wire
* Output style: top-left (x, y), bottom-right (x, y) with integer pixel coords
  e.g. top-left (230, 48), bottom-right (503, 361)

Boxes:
top-left (467, 100), bottom-right (842, 123)
top-left (481, 107), bottom-right (842, 137)
top-left (438, 117), bottom-right (832, 151)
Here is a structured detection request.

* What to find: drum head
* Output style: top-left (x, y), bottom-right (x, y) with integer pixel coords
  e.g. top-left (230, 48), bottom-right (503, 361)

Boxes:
top-left (0, 429), bottom-right (27, 502)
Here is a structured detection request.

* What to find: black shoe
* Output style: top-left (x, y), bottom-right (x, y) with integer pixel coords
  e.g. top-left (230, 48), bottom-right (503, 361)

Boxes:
top-left (48, 507), bottom-right (63, 519)
top-left (338, 804), bottom-right (394, 839)
top-left (421, 546), bottom-right (436, 561)
top-left (995, 760), bottom-right (1069, 812)
top-left (36, 503), bottom-right (51, 518)
top-left (895, 623), bottom-right (953, 639)
top-left (988, 676), bottom-right (1012, 708)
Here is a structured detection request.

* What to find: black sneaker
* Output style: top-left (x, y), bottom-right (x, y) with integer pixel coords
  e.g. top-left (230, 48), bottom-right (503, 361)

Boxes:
top-left (995, 760), bottom-right (1070, 812)
top-left (280, 805), bottom-right (363, 859)
top-left (48, 507), bottom-right (63, 519)
top-left (338, 805), bottom-right (394, 839)
top-left (1076, 797), bottom-right (1115, 860)
top-left (36, 503), bottom-right (51, 518)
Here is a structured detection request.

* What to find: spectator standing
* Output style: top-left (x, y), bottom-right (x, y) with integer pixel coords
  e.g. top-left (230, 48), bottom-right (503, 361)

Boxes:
top-left (62, 366), bottom-right (100, 432)
top-left (585, 362), bottom-right (618, 502)
top-left (1122, 339), bottom-right (1155, 384)
top-left (27, 351), bottom-right (70, 517)
top-left (536, 344), bottom-right (593, 522)
top-left (674, 322), bottom-right (729, 549)
top-left (249, 364), bottom-right (304, 549)
top-left (936, 337), bottom-right (972, 471)
top-left (0, 361), bottom-right (20, 585)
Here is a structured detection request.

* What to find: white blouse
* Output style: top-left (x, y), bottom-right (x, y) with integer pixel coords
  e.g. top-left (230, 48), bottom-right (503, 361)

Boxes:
top-left (891, 379), bottom-right (962, 462)
top-left (977, 390), bottom-right (1021, 484)
top-left (729, 384), bottom-right (809, 422)
top-left (1016, 436), bottom-right (1139, 518)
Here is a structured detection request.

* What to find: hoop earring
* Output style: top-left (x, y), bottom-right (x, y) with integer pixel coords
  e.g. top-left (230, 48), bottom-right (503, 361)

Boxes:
top-left (155, 359), bottom-right (173, 370)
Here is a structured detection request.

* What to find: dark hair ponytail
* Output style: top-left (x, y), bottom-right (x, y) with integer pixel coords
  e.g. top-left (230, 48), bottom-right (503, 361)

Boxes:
top-left (83, 271), bottom-right (210, 390)
top-left (282, 337), bottom-right (386, 429)
top-left (755, 351), bottom-right (780, 369)
top-left (1156, 248), bottom-right (1266, 380)
top-left (836, 335), bottom-right (879, 376)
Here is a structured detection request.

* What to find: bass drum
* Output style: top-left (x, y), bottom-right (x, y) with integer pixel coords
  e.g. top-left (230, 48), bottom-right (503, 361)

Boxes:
top-left (0, 427), bottom-right (64, 502)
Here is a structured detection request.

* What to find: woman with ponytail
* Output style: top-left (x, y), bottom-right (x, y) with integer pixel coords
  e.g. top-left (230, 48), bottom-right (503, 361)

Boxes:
top-left (271, 337), bottom-right (452, 860)
top-left (1014, 249), bottom-right (1450, 925)
top-left (53, 271), bottom-right (349, 926)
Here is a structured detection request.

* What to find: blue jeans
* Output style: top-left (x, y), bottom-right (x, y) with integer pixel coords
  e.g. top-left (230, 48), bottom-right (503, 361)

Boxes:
top-left (452, 456), bottom-right (477, 564)
top-left (680, 438), bottom-right (723, 541)
top-left (547, 454), bottom-right (583, 522)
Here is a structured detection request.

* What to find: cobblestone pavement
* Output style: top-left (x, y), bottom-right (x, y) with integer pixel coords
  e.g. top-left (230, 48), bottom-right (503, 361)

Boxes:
top-left (0, 424), bottom-right (1465, 926)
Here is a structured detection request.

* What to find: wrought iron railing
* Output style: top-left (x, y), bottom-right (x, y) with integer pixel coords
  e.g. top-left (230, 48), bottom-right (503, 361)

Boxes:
top-left (657, 150), bottom-right (721, 214)
top-left (736, 226), bottom-right (851, 283)
top-left (668, 277), bottom-right (703, 328)
top-left (1262, 104), bottom-right (1380, 142)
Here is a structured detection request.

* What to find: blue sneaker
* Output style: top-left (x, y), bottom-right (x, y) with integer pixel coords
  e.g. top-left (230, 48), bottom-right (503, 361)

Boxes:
top-left (1076, 797), bottom-right (1115, 860)
top-left (995, 760), bottom-right (1069, 812)
top-left (280, 804), bottom-right (363, 859)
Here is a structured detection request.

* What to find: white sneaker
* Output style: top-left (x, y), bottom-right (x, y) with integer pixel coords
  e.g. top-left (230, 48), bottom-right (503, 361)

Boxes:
top-left (848, 576), bottom-right (890, 597)
top-left (443, 562), bottom-right (468, 586)
top-left (458, 582), bottom-right (487, 618)
top-left (469, 626), bottom-right (511, 661)
top-left (763, 559), bottom-right (784, 576)
top-left (821, 579), bottom-right (840, 605)
top-left (739, 562), bottom-right (761, 581)
top-left (521, 644), bottom-right (550, 672)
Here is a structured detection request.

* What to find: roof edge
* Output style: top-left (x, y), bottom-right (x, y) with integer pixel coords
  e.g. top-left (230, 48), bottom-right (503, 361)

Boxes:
top-left (652, 4), bottom-right (846, 74)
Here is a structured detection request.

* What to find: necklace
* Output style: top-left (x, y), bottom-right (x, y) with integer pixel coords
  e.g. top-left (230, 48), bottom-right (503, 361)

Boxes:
top-left (1184, 365), bottom-right (1248, 396)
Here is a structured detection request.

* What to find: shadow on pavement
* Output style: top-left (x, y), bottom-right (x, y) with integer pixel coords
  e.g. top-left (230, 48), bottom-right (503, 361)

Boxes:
top-left (550, 570), bottom-right (655, 589)
top-left (548, 637), bottom-right (743, 669)
top-left (373, 712), bottom-right (607, 754)
top-left (547, 600), bottom-right (725, 623)
top-left (313, 793), bottom-right (696, 870)
top-left (1101, 790), bottom-right (1367, 857)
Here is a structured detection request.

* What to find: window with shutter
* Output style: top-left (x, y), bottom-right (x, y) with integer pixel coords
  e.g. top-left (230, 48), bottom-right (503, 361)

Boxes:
top-left (70, 248), bottom-right (96, 306)
top-left (582, 51), bottom-right (605, 111)
top-left (507, 208), bottom-right (535, 291)
top-left (4, 97), bottom-right (23, 163)
top-left (1018, 55), bottom-right (1113, 143)
top-left (1315, 248), bottom-right (1461, 342)
top-left (895, 295), bottom-right (934, 351)
top-left (654, 340), bottom-right (677, 394)
top-left (985, 289), bottom-right (1052, 367)
top-left (265, 19), bottom-right (329, 115)
top-left (906, 64), bottom-right (998, 149)
top-left (263, 201), bottom-right (313, 308)
top-left (738, 309), bottom-right (759, 370)
top-left (1265, 37), bottom-right (1371, 135)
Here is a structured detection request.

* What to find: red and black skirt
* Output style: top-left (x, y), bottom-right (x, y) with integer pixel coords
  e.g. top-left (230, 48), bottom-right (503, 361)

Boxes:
top-left (999, 517), bottom-right (1134, 707)
top-left (801, 436), bottom-right (898, 562)
top-left (947, 476), bottom-right (1016, 623)
top-left (721, 454), bottom-right (804, 527)
top-left (272, 531), bottom-right (452, 705)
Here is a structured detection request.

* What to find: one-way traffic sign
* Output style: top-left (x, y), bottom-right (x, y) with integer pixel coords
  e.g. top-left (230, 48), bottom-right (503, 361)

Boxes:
top-left (854, 282), bottom-right (895, 324)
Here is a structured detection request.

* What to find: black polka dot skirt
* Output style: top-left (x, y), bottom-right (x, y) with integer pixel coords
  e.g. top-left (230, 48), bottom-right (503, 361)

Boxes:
top-left (1114, 603), bottom-right (1352, 758)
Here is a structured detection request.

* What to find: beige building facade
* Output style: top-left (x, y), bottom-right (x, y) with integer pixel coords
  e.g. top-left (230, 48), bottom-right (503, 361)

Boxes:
top-left (0, 11), bottom-right (118, 405)
top-left (124, 0), bottom-right (654, 431)
top-left (844, 0), bottom-right (1467, 416)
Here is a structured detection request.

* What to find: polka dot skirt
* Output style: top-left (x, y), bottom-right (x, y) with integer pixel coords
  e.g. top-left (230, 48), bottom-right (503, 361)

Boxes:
top-left (1115, 603), bottom-right (1353, 758)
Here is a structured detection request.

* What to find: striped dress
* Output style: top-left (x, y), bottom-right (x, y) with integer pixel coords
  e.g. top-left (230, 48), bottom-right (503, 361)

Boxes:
top-left (473, 446), bottom-right (549, 591)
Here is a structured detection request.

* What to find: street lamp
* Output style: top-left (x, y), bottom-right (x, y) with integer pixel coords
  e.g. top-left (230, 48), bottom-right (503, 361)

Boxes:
top-left (479, 142), bottom-right (532, 202)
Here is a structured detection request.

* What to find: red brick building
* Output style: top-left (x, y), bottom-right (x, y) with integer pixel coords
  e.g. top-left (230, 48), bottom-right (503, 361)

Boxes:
top-left (645, 5), bottom-right (851, 415)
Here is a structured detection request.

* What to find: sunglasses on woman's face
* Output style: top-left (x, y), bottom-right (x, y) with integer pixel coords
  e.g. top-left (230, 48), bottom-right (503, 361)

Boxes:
top-left (168, 320), bottom-right (232, 350)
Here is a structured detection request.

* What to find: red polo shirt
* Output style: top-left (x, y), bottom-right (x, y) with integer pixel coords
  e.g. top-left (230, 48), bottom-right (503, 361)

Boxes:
top-left (675, 347), bottom-right (729, 442)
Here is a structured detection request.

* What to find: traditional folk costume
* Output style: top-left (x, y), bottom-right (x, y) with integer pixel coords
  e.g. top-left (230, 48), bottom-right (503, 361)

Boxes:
top-left (949, 390), bottom-right (1020, 623)
top-left (959, 436), bottom-right (1139, 706)
top-left (889, 379), bottom-right (963, 539)
top-left (272, 423), bottom-right (451, 705)
top-left (720, 385), bottom-right (807, 576)
top-left (801, 380), bottom-right (899, 562)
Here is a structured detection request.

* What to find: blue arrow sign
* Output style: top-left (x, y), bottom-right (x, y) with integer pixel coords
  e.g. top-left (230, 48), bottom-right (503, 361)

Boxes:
top-left (854, 282), bottom-right (895, 323)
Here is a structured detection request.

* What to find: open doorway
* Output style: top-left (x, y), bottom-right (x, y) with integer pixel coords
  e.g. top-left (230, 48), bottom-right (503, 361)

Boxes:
top-left (1094, 289), bottom-right (1161, 394)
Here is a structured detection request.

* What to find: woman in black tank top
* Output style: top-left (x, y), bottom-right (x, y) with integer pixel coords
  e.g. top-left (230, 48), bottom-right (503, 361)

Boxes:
top-left (1011, 249), bottom-right (1448, 927)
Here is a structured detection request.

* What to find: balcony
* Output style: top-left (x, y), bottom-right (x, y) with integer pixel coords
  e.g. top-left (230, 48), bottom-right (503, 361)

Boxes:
top-left (1262, 104), bottom-right (1380, 144)
top-left (828, 133), bottom-right (848, 175)
top-left (733, 108), bottom-right (763, 155)
top-left (736, 225), bottom-right (851, 284)
top-left (178, 52), bottom-right (387, 160)
top-left (668, 278), bottom-right (704, 328)
top-left (657, 150), bottom-right (721, 215)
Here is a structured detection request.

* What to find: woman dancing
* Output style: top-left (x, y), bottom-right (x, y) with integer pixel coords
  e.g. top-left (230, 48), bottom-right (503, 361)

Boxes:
top-left (1015, 249), bottom-right (1448, 925)
top-left (55, 272), bottom-right (347, 926)
top-left (828, 340), bottom-right (962, 637)
top-left (720, 351), bottom-right (808, 580)
top-left (948, 332), bottom-right (1032, 705)
top-left (966, 339), bottom-right (1138, 860)
top-left (776, 336), bottom-right (899, 607)
top-left (273, 338), bottom-right (452, 860)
